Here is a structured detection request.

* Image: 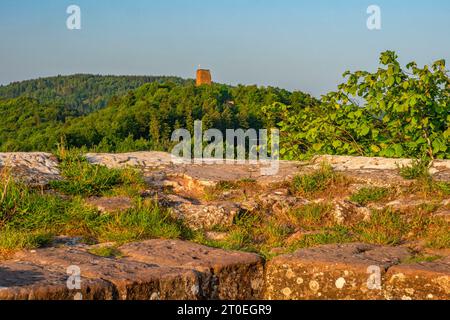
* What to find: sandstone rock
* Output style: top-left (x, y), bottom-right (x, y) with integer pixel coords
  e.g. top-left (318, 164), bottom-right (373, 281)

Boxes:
top-left (86, 152), bottom-right (303, 191)
top-left (119, 239), bottom-right (265, 299)
top-left (429, 160), bottom-right (450, 181)
top-left (85, 152), bottom-right (173, 169)
top-left (85, 196), bottom-right (134, 214)
top-left (240, 199), bottom-right (260, 212)
top-left (265, 243), bottom-right (411, 300)
top-left (160, 194), bottom-right (240, 230)
top-left (0, 152), bottom-right (60, 187)
top-left (434, 208), bottom-right (450, 222)
top-left (385, 258), bottom-right (450, 300)
top-left (0, 261), bottom-right (114, 300)
top-left (257, 190), bottom-right (308, 215)
top-left (333, 201), bottom-right (371, 225)
top-left (313, 155), bottom-right (413, 171)
top-left (311, 155), bottom-right (412, 187)
top-left (205, 231), bottom-right (229, 241)
top-left (14, 247), bottom-right (202, 300)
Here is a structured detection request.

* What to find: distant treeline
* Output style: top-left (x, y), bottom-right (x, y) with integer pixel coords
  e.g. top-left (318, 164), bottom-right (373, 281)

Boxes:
top-left (0, 74), bottom-right (316, 153)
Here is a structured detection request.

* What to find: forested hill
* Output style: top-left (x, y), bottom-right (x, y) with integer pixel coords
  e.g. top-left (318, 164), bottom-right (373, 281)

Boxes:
top-left (1, 52), bottom-right (447, 159)
top-left (0, 74), bottom-right (187, 114)
top-left (0, 78), bottom-right (317, 152)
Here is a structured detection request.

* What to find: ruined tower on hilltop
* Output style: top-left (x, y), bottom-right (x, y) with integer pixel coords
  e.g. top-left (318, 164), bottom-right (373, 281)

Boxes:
top-left (196, 69), bottom-right (212, 86)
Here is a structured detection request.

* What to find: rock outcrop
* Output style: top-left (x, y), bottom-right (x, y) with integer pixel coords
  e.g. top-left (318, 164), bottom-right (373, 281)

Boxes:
top-left (1, 152), bottom-right (449, 300)
top-left (4, 240), bottom-right (264, 300)
top-left (0, 152), bottom-right (60, 187)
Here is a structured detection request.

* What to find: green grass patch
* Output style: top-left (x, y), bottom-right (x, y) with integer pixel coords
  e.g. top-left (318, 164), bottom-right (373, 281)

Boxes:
top-left (287, 226), bottom-right (353, 251)
top-left (289, 203), bottom-right (332, 228)
top-left (424, 218), bottom-right (450, 249)
top-left (94, 199), bottom-right (188, 243)
top-left (435, 182), bottom-right (450, 195)
top-left (291, 163), bottom-right (346, 196)
top-left (0, 166), bottom-right (192, 251)
top-left (89, 246), bottom-right (123, 258)
top-left (50, 148), bottom-right (144, 197)
top-left (354, 209), bottom-right (407, 245)
top-left (0, 227), bottom-right (53, 251)
top-left (401, 254), bottom-right (441, 264)
top-left (350, 187), bottom-right (390, 206)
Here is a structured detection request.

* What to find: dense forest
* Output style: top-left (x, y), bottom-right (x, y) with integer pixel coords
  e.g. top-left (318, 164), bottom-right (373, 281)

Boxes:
top-left (0, 75), bottom-right (316, 152)
top-left (0, 74), bottom-right (186, 114)
top-left (0, 52), bottom-right (448, 159)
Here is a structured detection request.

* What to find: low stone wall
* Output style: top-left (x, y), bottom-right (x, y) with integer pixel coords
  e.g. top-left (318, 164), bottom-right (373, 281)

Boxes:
top-left (1, 240), bottom-right (448, 300)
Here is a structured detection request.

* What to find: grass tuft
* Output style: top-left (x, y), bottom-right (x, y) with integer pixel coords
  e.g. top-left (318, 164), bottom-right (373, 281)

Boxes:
top-left (350, 187), bottom-right (390, 206)
top-left (354, 209), bottom-right (406, 245)
top-left (398, 158), bottom-right (430, 180)
top-left (89, 246), bottom-right (123, 258)
top-left (291, 163), bottom-right (348, 197)
top-left (50, 148), bottom-right (144, 197)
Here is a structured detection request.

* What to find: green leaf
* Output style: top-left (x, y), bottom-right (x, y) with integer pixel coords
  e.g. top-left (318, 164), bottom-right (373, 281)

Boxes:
top-left (360, 125), bottom-right (370, 136)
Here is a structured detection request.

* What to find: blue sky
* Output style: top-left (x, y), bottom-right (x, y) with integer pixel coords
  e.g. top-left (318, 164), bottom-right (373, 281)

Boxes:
top-left (0, 0), bottom-right (449, 96)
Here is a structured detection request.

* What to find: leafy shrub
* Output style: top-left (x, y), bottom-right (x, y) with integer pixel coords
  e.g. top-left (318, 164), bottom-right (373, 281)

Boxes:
top-left (267, 51), bottom-right (449, 160)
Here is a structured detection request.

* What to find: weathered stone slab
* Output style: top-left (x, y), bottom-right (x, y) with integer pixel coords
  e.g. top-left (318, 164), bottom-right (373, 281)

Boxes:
top-left (385, 258), bottom-right (450, 300)
top-left (85, 153), bottom-right (450, 193)
top-left (85, 152), bottom-right (173, 169)
top-left (430, 160), bottom-right (450, 181)
top-left (264, 243), bottom-right (411, 300)
top-left (0, 261), bottom-right (114, 300)
top-left (313, 155), bottom-right (413, 171)
top-left (85, 196), bottom-right (134, 214)
top-left (160, 194), bottom-right (240, 230)
top-left (313, 155), bottom-right (450, 184)
top-left (85, 152), bottom-right (303, 188)
top-left (0, 152), bottom-right (60, 187)
top-left (119, 239), bottom-right (265, 299)
top-left (14, 247), bottom-right (202, 300)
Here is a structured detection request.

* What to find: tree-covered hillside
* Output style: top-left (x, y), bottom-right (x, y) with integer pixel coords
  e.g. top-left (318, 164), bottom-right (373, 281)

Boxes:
top-left (0, 74), bottom-right (187, 114)
top-left (0, 79), bottom-right (317, 152)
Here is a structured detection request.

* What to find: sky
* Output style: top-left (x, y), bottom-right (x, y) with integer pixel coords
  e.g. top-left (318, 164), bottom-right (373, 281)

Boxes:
top-left (0, 0), bottom-right (449, 97)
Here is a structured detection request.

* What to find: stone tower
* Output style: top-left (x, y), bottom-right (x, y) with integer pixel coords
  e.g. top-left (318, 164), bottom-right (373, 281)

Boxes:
top-left (196, 69), bottom-right (212, 86)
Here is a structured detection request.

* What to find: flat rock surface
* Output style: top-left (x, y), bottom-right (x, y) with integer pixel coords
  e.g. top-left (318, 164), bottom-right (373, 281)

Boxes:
top-left (13, 247), bottom-right (202, 300)
top-left (0, 152), bottom-right (60, 187)
top-left (120, 240), bottom-right (264, 299)
top-left (85, 196), bottom-right (134, 214)
top-left (1, 152), bottom-right (449, 189)
top-left (1, 152), bottom-right (449, 300)
top-left (265, 243), bottom-right (412, 300)
top-left (85, 152), bottom-right (450, 188)
top-left (265, 243), bottom-right (449, 300)
top-left (1, 241), bottom-right (449, 300)
top-left (119, 240), bottom-right (265, 299)
top-left (9, 240), bottom-right (264, 300)
top-left (386, 259), bottom-right (450, 300)
top-left (0, 260), bottom-right (113, 300)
